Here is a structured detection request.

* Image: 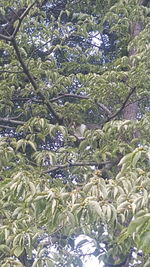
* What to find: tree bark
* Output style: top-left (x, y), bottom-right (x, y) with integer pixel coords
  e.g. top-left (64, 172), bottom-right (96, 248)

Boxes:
top-left (122, 17), bottom-right (143, 120)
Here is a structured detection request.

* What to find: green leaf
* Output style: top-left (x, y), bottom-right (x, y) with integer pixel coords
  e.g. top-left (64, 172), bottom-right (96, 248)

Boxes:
top-left (132, 151), bottom-right (141, 167)
top-left (88, 200), bottom-right (102, 216)
top-left (143, 259), bottom-right (150, 267)
top-left (118, 153), bottom-right (132, 166)
top-left (27, 141), bottom-right (37, 151)
top-left (140, 231), bottom-right (150, 254)
top-left (13, 246), bottom-right (24, 257)
top-left (128, 215), bottom-right (150, 234)
top-left (0, 245), bottom-right (11, 254)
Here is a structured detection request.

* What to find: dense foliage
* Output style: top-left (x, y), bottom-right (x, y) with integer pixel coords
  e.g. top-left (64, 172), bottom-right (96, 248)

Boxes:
top-left (0, 0), bottom-right (150, 266)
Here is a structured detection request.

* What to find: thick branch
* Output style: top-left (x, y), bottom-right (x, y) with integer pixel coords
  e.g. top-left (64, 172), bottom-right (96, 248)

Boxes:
top-left (105, 87), bottom-right (136, 122)
top-left (11, 88), bottom-right (140, 125)
top-left (12, 39), bottom-right (62, 123)
top-left (0, 2), bottom-right (62, 123)
top-left (50, 93), bottom-right (88, 102)
top-left (12, 39), bottom-right (38, 89)
top-left (43, 161), bottom-right (110, 173)
top-left (0, 2), bottom-right (37, 41)
top-left (11, 94), bottom-right (88, 103)
top-left (0, 117), bottom-right (24, 125)
top-left (12, 1), bottom-right (37, 38)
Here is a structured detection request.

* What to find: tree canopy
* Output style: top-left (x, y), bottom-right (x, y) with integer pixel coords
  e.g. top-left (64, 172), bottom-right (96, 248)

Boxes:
top-left (0, 0), bottom-right (150, 266)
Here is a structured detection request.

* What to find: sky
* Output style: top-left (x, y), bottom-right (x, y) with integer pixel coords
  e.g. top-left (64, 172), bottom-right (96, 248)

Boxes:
top-left (84, 256), bottom-right (103, 267)
top-left (75, 235), bottom-right (104, 267)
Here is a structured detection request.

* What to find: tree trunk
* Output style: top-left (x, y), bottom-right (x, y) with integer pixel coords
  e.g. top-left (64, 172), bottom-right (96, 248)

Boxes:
top-left (122, 0), bottom-right (146, 120)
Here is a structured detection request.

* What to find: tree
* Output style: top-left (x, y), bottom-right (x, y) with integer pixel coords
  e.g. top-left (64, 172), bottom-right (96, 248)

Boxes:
top-left (0, 0), bottom-right (150, 266)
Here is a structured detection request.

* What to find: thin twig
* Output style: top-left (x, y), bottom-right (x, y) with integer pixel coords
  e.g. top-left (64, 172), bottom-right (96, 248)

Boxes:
top-left (96, 101), bottom-right (112, 116)
top-left (27, 38), bottom-right (53, 67)
top-left (0, 70), bottom-right (23, 74)
top-left (9, 113), bottom-right (23, 119)
top-left (0, 125), bottom-right (16, 130)
top-left (0, 32), bottom-right (11, 41)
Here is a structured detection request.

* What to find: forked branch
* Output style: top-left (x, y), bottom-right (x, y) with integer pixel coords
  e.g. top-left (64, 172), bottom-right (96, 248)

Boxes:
top-left (105, 87), bottom-right (136, 122)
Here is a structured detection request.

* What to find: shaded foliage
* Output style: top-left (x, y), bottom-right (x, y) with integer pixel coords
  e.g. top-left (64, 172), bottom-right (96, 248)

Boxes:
top-left (0, 0), bottom-right (150, 266)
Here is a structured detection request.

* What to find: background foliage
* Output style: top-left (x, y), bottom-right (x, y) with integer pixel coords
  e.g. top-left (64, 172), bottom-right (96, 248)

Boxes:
top-left (0, 0), bottom-right (150, 266)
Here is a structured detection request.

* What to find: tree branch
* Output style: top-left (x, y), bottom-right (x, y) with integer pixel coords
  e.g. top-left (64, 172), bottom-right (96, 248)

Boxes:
top-left (0, 2), bottom-right (37, 41)
top-left (11, 87), bottom-right (139, 125)
top-left (0, 70), bottom-right (23, 74)
top-left (0, 117), bottom-right (24, 125)
top-left (9, 113), bottom-right (23, 119)
top-left (0, 2), bottom-right (62, 123)
top-left (0, 32), bottom-right (11, 41)
top-left (43, 161), bottom-right (110, 173)
top-left (12, 39), bottom-right (62, 123)
top-left (12, 39), bottom-right (38, 89)
top-left (50, 93), bottom-right (88, 102)
top-left (27, 38), bottom-right (53, 67)
top-left (96, 101), bottom-right (112, 116)
top-left (142, 0), bottom-right (150, 6)
top-left (105, 87), bottom-right (136, 122)
top-left (12, 1), bottom-right (37, 38)
top-left (0, 125), bottom-right (16, 130)
top-left (11, 94), bottom-right (88, 103)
